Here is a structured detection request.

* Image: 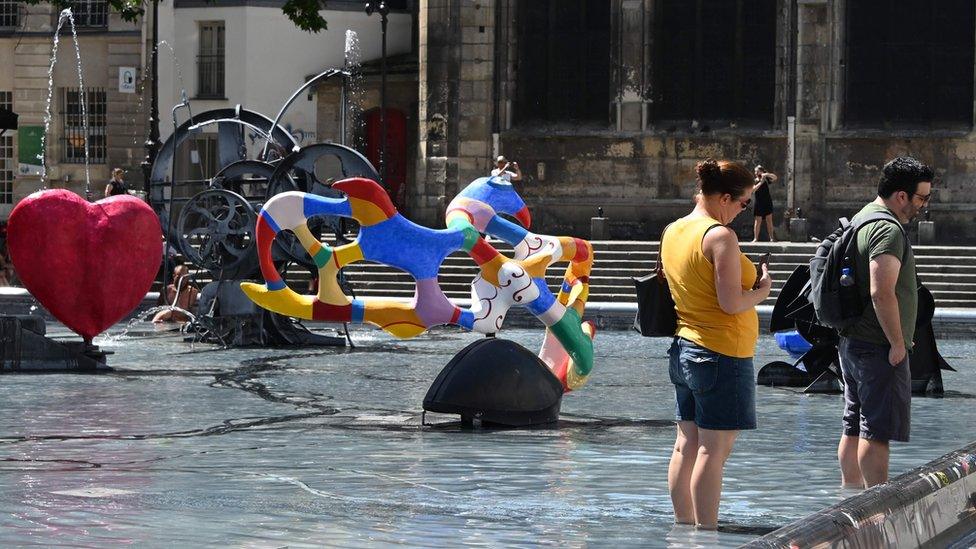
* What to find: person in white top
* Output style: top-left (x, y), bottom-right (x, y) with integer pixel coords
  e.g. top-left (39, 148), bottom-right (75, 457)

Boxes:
top-left (490, 155), bottom-right (522, 182)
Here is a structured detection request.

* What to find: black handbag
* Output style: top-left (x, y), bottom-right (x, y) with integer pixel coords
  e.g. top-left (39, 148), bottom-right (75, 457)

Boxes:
top-left (633, 226), bottom-right (678, 337)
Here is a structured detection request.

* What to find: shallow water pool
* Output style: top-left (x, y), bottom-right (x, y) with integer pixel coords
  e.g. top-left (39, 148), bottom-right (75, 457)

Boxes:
top-left (0, 325), bottom-right (973, 547)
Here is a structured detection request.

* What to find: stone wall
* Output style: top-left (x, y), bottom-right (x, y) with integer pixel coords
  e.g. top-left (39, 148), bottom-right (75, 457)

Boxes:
top-left (500, 131), bottom-right (788, 240)
top-left (411, 0), bottom-right (976, 243)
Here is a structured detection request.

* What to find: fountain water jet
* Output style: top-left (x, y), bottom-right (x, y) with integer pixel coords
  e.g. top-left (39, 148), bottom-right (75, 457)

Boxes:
top-left (39, 8), bottom-right (93, 195)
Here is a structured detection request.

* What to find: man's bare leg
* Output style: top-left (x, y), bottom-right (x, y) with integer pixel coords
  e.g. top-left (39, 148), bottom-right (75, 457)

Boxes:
top-left (838, 434), bottom-right (863, 487)
top-left (858, 438), bottom-right (890, 488)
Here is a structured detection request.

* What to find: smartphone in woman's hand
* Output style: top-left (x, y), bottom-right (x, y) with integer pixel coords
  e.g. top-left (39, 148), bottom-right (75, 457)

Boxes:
top-left (753, 253), bottom-right (771, 290)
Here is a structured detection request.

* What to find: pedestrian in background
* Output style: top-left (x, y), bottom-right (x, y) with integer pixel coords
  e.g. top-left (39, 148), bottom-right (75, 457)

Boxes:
top-left (491, 155), bottom-right (523, 182)
top-left (751, 165), bottom-right (777, 242)
top-left (105, 168), bottom-right (128, 198)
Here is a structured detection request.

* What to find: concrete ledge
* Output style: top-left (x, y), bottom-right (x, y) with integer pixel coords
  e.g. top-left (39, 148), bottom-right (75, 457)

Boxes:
top-left (744, 440), bottom-right (976, 548)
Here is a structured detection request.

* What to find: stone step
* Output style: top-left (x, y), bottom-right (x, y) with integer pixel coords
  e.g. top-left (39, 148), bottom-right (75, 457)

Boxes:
top-left (341, 288), bottom-right (976, 309)
top-left (174, 236), bottom-right (976, 308)
top-left (332, 276), bottom-right (970, 300)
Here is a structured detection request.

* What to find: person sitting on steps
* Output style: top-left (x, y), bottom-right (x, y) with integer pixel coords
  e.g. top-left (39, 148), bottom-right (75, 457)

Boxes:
top-left (153, 264), bottom-right (199, 323)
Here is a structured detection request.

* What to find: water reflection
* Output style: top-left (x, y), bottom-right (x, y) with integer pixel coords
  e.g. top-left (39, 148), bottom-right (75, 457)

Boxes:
top-left (0, 328), bottom-right (972, 547)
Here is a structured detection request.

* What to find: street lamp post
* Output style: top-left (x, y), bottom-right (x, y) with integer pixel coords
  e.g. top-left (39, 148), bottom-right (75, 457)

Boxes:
top-left (140, 0), bottom-right (160, 207)
top-left (364, 1), bottom-right (389, 188)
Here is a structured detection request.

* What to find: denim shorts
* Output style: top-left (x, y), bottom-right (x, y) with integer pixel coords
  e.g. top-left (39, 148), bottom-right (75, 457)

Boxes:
top-left (838, 337), bottom-right (911, 443)
top-left (668, 337), bottom-right (757, 430)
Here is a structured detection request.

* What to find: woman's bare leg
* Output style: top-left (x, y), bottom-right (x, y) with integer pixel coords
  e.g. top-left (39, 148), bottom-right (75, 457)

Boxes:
top-left (765, 215), bottom-right (776, 242)
top-left (691, 428), bottom-right (739, 529)
top-left (668, 421), bottom-right (699, 524)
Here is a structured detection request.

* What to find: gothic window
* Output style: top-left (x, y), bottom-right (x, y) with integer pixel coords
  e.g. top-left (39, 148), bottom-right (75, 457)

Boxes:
top-left (846, 0), bottom-right (974, 128)
top-left (651, 0), bottom-right (776, 124)
top-left (514, 0), bottom-right (611, 125)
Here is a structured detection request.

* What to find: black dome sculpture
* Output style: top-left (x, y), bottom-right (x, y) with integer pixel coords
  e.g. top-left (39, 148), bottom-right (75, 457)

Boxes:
top-left (423, 338), bottom-right (564, 427)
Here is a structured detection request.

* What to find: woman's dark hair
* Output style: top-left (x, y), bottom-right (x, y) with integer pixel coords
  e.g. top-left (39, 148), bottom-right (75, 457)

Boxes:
top-left (696, 159), bottom-right (753, 198)
top-left (877, 156), bottom-right (933, 199)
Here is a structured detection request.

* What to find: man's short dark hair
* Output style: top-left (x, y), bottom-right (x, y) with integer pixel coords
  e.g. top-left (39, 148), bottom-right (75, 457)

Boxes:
top-left (877, 156), bottom-right (933, 199)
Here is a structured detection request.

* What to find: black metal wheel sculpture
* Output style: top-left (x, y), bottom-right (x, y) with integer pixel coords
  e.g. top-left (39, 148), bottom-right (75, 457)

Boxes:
top-left (265, 143), bottom-right (380, 268)
top-left (210, 159), bottom-right (280, 203)
top-left (176, 189), bottom-right (258, 279)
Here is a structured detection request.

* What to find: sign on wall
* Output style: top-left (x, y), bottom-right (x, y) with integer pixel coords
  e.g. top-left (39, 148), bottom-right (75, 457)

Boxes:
top-left (119, 67), bottom-right (136, 94)
top-left (17, 126), bottom-right (43, 176)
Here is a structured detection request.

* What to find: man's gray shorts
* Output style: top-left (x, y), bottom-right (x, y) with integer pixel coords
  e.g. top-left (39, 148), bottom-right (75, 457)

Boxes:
top-left (838, 337), bottom-right (911, 443)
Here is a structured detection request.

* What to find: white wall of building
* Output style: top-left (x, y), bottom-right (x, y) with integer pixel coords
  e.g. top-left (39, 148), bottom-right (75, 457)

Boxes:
top-left (157, 4), bottom-right (412, 147)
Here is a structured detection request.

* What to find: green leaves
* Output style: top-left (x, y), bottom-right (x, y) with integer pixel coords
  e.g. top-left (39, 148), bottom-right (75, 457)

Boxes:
top-left (282, 0), bottom-right (329, 33)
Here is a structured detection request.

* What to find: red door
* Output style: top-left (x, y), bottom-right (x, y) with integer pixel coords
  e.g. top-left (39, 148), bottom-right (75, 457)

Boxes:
top-left (365, 108), bottom-right (407, 209)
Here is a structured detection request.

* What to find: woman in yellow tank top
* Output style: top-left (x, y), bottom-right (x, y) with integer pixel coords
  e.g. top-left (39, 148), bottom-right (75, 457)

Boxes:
top-left (661, 159), bottom-right (773, 530)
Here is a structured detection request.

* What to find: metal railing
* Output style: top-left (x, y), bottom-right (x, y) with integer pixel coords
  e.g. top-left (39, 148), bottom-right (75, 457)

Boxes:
top-left (0, 1), bottom-right (19, 28)
top-left (196, 54), bottom-right (225, 98)
top-left (69, 0), bottom-right (108, 28)
top-left (60, 87), bottom-right (106, 164)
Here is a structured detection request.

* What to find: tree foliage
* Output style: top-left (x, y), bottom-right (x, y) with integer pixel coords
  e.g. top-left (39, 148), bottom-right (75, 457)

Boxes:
top-left (23, 0), bottom-right (329, 33)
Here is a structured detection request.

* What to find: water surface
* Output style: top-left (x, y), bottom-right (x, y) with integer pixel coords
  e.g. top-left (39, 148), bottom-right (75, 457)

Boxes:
top-left (1, 326), bottom-right (973, 547)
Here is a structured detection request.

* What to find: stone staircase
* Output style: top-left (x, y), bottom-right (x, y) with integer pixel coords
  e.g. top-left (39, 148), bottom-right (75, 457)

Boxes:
top-left (269, 240), bottom-right (976, 309)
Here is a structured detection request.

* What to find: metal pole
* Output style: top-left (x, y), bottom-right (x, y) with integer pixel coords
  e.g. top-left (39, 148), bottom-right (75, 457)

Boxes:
top-left (141, 0), bottom-right (160, 206)
top-left (380, 6), bottom-right (388, 188)
top-left (340, 74), bottom-right (347, 146)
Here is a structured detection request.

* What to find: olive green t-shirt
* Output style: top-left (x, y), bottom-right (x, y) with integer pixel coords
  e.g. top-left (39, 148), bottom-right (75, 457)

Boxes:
top-left (841, 203), bottom-right (917, 350)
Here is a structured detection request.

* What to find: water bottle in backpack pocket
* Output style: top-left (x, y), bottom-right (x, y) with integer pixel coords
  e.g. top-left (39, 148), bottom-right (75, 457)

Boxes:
top-left (808, 212), bottom-right (907, 330)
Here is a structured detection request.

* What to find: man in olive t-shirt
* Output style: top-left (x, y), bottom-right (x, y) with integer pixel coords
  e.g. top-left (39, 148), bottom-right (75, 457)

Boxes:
top-left (842, 203), bottom-right (917, 350)
top-left (836, 157), bottom-right (933, 490)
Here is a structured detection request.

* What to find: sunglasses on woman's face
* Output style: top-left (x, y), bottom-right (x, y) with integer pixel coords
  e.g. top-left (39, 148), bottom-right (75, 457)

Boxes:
top-left (737, 197), bottom-right (752, 210)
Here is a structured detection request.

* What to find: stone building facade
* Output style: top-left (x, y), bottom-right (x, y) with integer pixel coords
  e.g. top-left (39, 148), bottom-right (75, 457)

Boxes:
top-left (0, 1), bottom-right (144, 219)
top-left (414, 0), bottom-right (976, 242)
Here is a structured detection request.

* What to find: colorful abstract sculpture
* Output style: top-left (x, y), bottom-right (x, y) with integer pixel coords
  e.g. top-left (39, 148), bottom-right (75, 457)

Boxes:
top-left (7, 189), bottom-right (163, 340)
top-left (241, 176), bottom-right (596, 390)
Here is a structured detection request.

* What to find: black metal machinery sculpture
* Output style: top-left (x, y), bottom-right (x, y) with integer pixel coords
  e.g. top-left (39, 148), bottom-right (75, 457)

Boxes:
top-left (148, 91), bottom-right (379, 346)
top-left (758, 265), bottom-right (954, 395)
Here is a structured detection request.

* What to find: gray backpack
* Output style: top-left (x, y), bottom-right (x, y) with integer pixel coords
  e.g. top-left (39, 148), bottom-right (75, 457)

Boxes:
top-left (808, 211), bottom-right (907, 330)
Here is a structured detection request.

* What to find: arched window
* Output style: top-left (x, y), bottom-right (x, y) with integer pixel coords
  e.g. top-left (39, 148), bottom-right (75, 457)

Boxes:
top-left (846, 0), bottom-right (974, 128)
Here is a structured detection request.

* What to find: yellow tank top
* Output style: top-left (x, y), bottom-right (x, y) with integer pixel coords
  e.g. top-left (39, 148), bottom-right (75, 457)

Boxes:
top-left (660, 216), bottom-right (759, 358)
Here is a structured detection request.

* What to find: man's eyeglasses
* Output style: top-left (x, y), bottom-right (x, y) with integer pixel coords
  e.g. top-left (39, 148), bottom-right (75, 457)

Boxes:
top-left (912, 192), bottom-right (931, 204)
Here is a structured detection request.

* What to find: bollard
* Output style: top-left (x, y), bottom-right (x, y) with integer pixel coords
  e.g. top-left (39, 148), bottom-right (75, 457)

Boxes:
top-left (591, 217), bottom-right (610, 240)
top-left (918, 220), bottom-right (936, 245)
top-left (789, 217), bottom-right (809, 243)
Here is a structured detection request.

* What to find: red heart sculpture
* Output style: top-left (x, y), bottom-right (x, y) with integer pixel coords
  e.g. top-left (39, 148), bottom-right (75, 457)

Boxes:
top-left (7, 189), bottom-right (162, 340)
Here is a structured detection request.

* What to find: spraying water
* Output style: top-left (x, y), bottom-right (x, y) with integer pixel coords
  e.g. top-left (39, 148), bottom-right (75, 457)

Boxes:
top-left (343, 30), bottom-right (366, 150)
top-left (131, 40), bottom-right (190, 146)
top-left (40, 9), bottom-right (93, 193)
